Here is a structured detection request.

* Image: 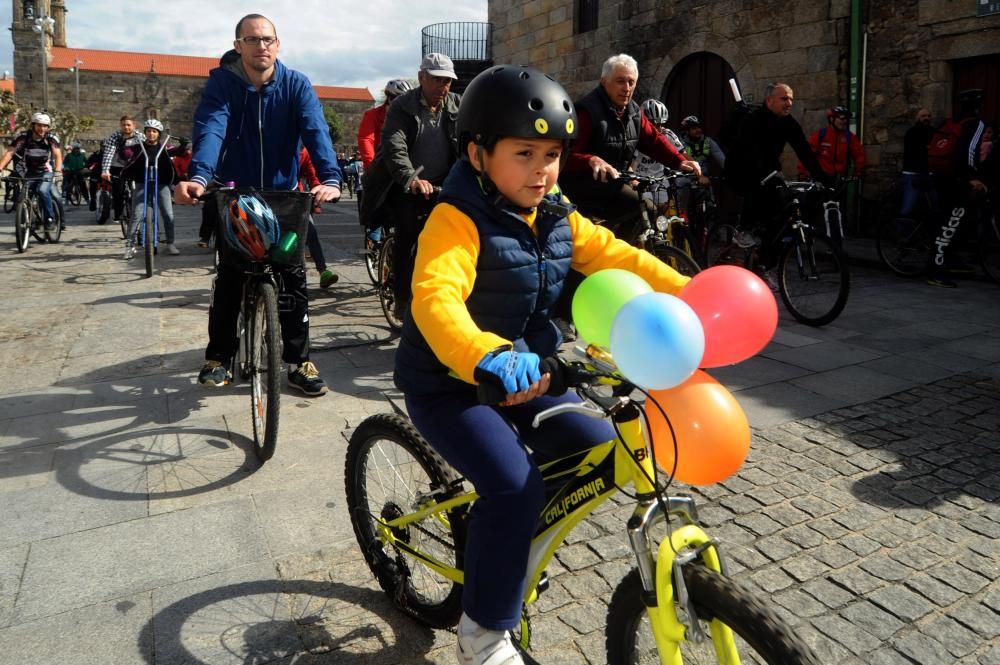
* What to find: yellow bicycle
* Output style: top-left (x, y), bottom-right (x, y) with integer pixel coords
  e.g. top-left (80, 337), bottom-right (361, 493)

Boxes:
top-left (345, 346), bottom-right (819, 664)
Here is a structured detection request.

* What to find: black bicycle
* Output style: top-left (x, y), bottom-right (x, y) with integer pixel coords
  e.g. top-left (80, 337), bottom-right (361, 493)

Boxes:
top-left (6, 175), bottom-right (62, 252)
top-left (376, 189), bottom-right (439, 332)
top-left (62, 171), bottom-right (86, 206)
top-left (706, 172), bottom-right (850, 326)
top-left (3, 176), bottom-right (19, 213)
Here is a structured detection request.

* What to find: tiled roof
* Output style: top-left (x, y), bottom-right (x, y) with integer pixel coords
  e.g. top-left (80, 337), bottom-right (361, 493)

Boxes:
top-left (0, 79), bottom-right (14, 93)
top-left (48, 47), bottom-right (372, 102)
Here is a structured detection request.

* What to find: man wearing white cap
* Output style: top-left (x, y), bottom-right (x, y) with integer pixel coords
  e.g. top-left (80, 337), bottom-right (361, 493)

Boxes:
top-left (363, 52), bottom-right (462, 320)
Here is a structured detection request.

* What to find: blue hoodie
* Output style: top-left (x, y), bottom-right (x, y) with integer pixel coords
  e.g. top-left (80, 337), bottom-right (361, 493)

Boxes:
top-left (188, 52), bottom-right (341, 190)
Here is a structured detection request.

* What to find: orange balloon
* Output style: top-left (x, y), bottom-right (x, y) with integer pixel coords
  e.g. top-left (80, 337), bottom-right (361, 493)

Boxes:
top-left (646, 371), bottom-right (750, 486)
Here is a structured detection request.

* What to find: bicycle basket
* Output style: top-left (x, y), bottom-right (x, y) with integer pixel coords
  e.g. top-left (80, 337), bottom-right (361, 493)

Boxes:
top-left (213, 189), bottom-right (312, 267)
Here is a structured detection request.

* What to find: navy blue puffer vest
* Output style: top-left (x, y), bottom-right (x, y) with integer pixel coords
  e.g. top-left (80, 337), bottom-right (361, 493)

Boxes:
top-left (394, 160), bottom-right (575, 396)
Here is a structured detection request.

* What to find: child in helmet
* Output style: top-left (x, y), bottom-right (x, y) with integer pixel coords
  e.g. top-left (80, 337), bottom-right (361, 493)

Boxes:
top-left (121, 119), bottom-right (179, 254)
top-left (393, 65), bottom-right (690, 665)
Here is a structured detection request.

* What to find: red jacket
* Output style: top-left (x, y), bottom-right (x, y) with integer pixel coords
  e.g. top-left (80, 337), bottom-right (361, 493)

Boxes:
top-left (799, 126), bottom-right (866, 178)
top-left (358, 103), bottom-right (389, 169)
top-left (298, 147), bottom-right (321, 190)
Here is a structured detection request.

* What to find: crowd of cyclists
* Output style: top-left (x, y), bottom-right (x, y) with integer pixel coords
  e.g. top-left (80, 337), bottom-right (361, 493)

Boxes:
top-left (3, 11), bottom-right (997, 663)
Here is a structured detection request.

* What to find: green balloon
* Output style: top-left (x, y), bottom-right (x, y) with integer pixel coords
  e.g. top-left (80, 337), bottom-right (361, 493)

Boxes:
top-left (571, 269), bottom-right (653, 348)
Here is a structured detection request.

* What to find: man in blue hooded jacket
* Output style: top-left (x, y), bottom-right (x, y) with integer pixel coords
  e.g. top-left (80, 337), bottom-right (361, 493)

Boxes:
top-left (176, 13), bottom-right (342, 395)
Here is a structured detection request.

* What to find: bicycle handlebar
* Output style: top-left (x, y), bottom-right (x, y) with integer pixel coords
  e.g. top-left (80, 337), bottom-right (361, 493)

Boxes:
top-left (475, 348), bottom-right (623, 407)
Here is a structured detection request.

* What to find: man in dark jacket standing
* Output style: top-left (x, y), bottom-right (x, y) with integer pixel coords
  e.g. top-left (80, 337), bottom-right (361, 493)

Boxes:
top-left (364, 52), bottom-right (461, 320)
top-left (176, 13), bottom-right (342, 395)
top-left (900, 108), bottom-right (934, 217)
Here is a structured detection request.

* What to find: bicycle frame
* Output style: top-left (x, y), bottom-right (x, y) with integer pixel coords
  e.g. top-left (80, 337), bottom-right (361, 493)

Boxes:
top-left (371, 366), bottom-right (731, 660)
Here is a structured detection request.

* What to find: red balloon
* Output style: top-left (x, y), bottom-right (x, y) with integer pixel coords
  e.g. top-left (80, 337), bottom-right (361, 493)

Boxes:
top-left (646, 371), bottom-right (750, 486)
top-left (678, 265), bottom-right (778, 367)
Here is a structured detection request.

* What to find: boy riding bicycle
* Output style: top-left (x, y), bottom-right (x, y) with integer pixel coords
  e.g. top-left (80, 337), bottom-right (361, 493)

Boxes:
top-left (393, 65), bottom-right (690, 665)
top-left (120, 119), bottom-right (179, 254)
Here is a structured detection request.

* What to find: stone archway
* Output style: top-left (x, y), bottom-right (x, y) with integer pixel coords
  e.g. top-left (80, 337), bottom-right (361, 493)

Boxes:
top-left (648, 32), bottom-right (757, 107)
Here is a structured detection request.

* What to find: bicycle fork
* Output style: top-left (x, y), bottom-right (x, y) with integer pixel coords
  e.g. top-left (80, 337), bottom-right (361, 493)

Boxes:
top-left (618, 416), bottom-right (734, 662)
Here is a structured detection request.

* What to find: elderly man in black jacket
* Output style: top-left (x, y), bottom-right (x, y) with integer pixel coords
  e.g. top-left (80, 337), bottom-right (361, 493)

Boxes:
top-left (362, 52), bottom-right (461, 319)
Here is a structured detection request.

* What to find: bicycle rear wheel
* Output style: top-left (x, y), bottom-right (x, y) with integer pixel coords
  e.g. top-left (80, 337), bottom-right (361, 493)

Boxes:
top-left (345, 413), bottom-right (464, 629)
top-left (778, 232), bottom-right (850, 326)
top-left (876, 216), bottom-right (931, 277)
top-left (14, 201), bottom-right (30, 252)
top-left (607, 566), bottom-right (820, 665)
top-left (979, 216), bottom-right (1000, 285)
top-left (247, 281), bottom-right (281, 462)
top-left (650, 240), bottom-right (701, 277)
top-left (378, 234), bottom-right (404, 332)
top-left (363, 231), bottom-right (380, 284)
top-left (704, 223), bottom-right (752, 269)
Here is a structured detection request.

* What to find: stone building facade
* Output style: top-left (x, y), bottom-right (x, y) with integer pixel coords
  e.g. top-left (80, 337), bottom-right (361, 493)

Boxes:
top-left (9, 0), bottom-right (373, 152)
top-left (489, 0), bottom-right (1000, 212)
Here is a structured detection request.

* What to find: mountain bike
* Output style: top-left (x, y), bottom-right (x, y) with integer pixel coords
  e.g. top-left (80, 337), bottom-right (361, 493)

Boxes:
top-left (377, 189), bottom-right (439, 332)
top-left (123, 137), bottom-right (170, 278)
top-left (633, 171), bottom-right (712, 269)
top-left (6, 175), bottom-right (62, 252)
top-left (877, 185), bottom-right (1000, 284)
top-left (706, 172), bottom-right (850, 326)
top-left (345, 346), bottom-right (820, 664)
top-left (593, 174), bottom-right (702, 278)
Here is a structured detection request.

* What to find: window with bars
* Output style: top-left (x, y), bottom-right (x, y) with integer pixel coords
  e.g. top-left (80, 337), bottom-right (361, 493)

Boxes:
top-left (577, 0), bottom-right (599, 33)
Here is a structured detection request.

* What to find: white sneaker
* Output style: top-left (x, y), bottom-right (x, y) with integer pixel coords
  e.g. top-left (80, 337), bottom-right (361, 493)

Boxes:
top-left (456, 613), bottom-right (523, 665)
top-left (166, 243), bottom-right (180, 255)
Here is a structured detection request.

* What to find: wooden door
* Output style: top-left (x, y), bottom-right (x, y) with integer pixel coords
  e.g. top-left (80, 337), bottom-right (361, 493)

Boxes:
top-left (661, 51), bottom-right (737, 140)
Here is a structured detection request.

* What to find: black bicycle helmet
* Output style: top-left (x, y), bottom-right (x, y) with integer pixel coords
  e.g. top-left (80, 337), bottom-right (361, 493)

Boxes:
top-left (827, 105), bottom-right (850, 120)
top-left (458, 65), bottom-right (577, 158)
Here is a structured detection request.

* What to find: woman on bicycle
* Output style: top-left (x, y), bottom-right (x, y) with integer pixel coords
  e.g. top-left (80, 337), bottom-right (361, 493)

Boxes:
top-left (393, 65), bottom-right (691, 665)
top-left (121, 119), bottom-right (179, 254)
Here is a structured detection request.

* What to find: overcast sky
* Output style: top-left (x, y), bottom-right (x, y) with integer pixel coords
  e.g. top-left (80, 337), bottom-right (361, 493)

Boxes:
top-left (0, 1), bottom-right (487, 99)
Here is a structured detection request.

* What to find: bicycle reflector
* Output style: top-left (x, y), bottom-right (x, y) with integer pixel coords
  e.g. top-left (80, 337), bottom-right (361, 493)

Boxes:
top-left (224, 193), bottom-right (281, 261)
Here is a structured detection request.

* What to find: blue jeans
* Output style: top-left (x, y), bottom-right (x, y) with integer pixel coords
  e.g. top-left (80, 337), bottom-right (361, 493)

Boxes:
top-left (132, 183), bottom-right (175, 243)
top-left (27, 172), bottom-right (56, 221)
top-left (899, 173), bottom-right (935, 218)
top-left (405, 388), bottom-right (615, 631)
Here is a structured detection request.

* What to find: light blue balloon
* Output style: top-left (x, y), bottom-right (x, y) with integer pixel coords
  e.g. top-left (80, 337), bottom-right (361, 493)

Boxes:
top-left (609, 292), bottom-right (705, 390)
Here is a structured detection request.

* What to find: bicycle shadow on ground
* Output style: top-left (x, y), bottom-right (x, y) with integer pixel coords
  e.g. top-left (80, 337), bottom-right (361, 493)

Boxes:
top-left (137, 577), bottom-right (441, 664)
top-left (807, 373), bottom-right (999, 510)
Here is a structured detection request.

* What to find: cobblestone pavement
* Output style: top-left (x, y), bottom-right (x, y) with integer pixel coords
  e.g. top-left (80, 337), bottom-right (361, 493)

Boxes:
top-left (0, 200), bottom-right (997, 664)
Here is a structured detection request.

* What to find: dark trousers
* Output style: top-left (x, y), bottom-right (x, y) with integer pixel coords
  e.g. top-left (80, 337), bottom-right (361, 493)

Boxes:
top-left (929, 177), bottom-right (977, 279)
top-left (740, 185), bottom-right (784, 268)
top-left (305, 219), bottom-right (326, 272)
top-left (405, 388), bottom-right (615, 631)
top-left (206, 263), bottom-right (310, 365)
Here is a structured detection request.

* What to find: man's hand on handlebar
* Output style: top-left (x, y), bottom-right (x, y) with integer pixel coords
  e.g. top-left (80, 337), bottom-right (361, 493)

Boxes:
top-left (678, 159), bottom-right (702, 177)
top-left (408, 178), bottom-right (437, 198)
top-left (100, 172), bottom-right (112, 183)
top-left (174, 181), bottom-right (205, 205)
top-left (588, 156), bottom-right (620, 183)
top-left (312, 184), bottom-right (341, 203)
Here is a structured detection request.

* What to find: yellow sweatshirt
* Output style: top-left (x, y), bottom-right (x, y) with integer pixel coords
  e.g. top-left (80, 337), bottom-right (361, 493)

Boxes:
top-left (410, 201), bottom-right (691, 385)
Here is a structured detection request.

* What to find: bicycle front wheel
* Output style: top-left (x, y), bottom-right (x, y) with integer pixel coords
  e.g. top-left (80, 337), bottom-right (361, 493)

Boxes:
top-left (979, 216), bottom-right (1000, 285)
top-left (377, 235), bottom-right (403, 332)
top-left (650, 240), bottom-right (701, 277)
top-left (363, 231), bottom-right (380, 284)
top-left (345, 413), bottom-right (464, 629)
top-left (876, 216), bottom-right (931, 277)
top-left (778, 232), bottom-right (850, 326)
top-left (143, 209), bottom-right (154, 278)
top-left (3, 183), bottom-right (15, 214)
top-left (69, 183), bottom-right (82, 206)
top-left (120, 196), bottom-right (132, 239)
top-left (14, 201), bottom-right (30, 252)
top-left (247, 282), bottom-right (281, 462)
top-left (607, 566), bottom-right (820, 665)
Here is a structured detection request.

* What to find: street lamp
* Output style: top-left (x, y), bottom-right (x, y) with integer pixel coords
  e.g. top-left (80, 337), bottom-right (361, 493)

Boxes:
top-left (69, 57), bottom-right (83, 113)
top-left (31, 15), bottom-right (55, 110)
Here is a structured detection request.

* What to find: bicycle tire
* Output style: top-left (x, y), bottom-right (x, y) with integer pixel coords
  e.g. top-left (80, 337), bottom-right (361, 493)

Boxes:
top-left (248, 282), bottom-right (281, 462)
top-left (876, 216), bottom-right (931, 277)
top-left (704, 222), bottom-right (752, 269)
top-left (363, 231), bottom-right (379, 285)
top-left (120, 194), bottom-right (132, 239)
top-left (345, 413), bottom-right (464, 629)
top-left (4, 182), bottom-right (16, 214)
top-left (69, 183), bottom-right (82, 206)
top-left (14, 200), bottom-right (29, 252)
top-left (96, 191), bottom-right (111, 225)
top-left (979, 216), bottom-right (1000, 285)
top-left (651, 240), bottom-right (701, 277)
top-left (144, 207), bottom-right (154, 278)
top-left (46, 201), bottom-right (62, 244)
top-left (378, 234), bottom-right (404, 332)
top-left (29, 202), bottom-right (45, 243)
top-left (778, 232), bottom-right (850, 326)
top-left (607, 566), bottom-right (820, 665)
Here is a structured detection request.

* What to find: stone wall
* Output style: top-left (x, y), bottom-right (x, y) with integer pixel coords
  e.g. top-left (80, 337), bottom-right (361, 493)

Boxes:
top-left (489, 0), bottom-right (1000, 204)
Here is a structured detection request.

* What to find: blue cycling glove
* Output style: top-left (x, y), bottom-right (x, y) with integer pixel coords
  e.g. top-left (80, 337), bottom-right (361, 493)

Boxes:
top-left (474, 349), bottom-right (542, 395)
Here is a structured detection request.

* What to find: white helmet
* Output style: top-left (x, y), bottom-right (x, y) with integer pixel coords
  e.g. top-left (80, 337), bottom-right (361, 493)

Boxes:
top-left (640, 99), bottom-right (668, 127)
top-left (31, 112), bottom-right (51, 126)
top-left (144, 118), bottom-right (164, 132)
top-left (384, 79), bottom-right (412, 98)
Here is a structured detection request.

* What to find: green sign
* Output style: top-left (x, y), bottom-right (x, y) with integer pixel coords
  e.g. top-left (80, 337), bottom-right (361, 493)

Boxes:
top-left (979, 0), bottom-right (1000, 17)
